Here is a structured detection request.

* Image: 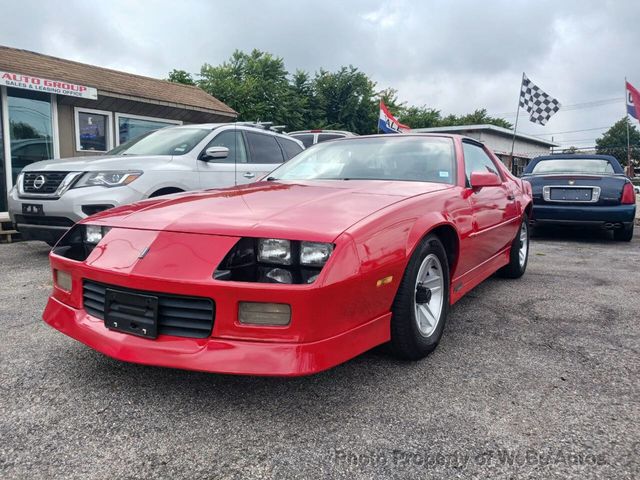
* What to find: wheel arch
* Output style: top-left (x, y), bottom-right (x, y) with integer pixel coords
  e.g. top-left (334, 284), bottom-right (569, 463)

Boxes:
top-left (406, 218), bottom-right (460, 275)
top-left (148, 187), bottom-right (185, 198)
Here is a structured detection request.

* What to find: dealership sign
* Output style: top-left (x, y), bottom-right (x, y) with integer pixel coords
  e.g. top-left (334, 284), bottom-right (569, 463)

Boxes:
top-left (0, 71), bottom-right (98, 99)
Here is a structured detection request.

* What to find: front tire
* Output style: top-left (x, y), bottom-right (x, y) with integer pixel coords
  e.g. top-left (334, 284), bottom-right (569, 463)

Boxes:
top-left (498, 213), bottom-right (529, 279)
top-left (389, 235), bottom-right (450, 360)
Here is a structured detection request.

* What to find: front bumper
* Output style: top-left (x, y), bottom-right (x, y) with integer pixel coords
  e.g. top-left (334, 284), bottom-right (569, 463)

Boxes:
top-left (43, 296), bottom-right (390, 376)
top-left (43, 227), bottom-right (398, 376)
top-left (531, 204), bottom-right (636, 228)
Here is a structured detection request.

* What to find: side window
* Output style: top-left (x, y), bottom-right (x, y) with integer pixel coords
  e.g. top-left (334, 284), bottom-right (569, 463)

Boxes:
top-left (292, 134), bottom-right (314, 148)
top-left (201, 130), bottom-right (247, 164)
top-left (317, 134), bottom-right (344, 143)
top-left (246, 132), bottom-right (285, 164)
top-left (277, 137), bottom-right (303, 160)
top-left (463, 142), bottom-right (500, 185)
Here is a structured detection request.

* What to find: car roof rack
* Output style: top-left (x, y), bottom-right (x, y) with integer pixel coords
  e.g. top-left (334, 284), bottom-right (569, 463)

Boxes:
top-left (234, 121), bottom-right (287, 132)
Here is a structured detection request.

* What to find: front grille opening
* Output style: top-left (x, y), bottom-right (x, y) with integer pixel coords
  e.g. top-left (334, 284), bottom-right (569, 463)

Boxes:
top-left (83, 280), bottom-right (215, 339)
top-left (23, 172), bottom-right (69, 194)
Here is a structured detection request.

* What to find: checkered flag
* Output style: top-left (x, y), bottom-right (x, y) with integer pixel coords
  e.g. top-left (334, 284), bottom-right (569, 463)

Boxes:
top-left (519, 74), bottom-right (561, 125)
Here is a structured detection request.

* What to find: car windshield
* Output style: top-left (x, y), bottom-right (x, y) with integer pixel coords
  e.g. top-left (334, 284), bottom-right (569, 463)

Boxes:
top-left (107, 127), bottom-right (212, 156)
top-left (530, 159), bottom-right (616, 174)
top-left (268, 136), bottom-right (455, 183)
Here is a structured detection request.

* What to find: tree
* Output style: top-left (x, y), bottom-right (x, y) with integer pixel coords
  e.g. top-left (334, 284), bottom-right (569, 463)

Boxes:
top-left (397, 106), bottom-right (442, 129)
top-left (312, 66), bottom-right (378, 134)
top-left (173, 49), bottom-right (513, 134)
top-left (199, 49), bottom-right (293, 124)
top-left (596, 117), bottom-right (640, 167)
top-left (167, 69), bottom-right (196, 85)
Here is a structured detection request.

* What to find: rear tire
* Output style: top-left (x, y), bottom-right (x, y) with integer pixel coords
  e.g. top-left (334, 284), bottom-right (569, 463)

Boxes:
top-left (389, 235), bottom-right (450, 360)
top-left (614, 224), bottom-right (634, 242)
top-left (498, 214), bottom-right (529, 279)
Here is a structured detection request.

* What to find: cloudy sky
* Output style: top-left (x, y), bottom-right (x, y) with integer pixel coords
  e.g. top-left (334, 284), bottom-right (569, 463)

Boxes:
top-left (2, 0), bottom-right (638, 148)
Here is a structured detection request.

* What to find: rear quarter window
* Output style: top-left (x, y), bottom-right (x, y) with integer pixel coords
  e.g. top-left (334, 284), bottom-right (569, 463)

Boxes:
top-left (245, 132), bottom-right (285, 164)
top-left (277, 138), bottom-right (303, 160)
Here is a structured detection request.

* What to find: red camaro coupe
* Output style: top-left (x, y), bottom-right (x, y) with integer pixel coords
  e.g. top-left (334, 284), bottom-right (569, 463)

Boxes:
top-left (44, 134), bottom-right (532, 376)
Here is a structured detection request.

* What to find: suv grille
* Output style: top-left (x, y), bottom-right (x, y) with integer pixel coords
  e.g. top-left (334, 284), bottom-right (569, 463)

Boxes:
top-left (23, 172), bottom-right (69, 194)
top-left (83, 280), bottom-right (215, 339)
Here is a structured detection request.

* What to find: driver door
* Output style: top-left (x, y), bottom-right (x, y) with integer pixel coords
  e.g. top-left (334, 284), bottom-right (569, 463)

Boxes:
top-left (463, 141), bottom-right (518, 267)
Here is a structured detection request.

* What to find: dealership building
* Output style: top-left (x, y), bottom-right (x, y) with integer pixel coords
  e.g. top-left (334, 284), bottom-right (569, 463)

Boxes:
top-left (413, 124), bottom-right (559, 176)
top-left (0, 45), bottom-right (236, 215)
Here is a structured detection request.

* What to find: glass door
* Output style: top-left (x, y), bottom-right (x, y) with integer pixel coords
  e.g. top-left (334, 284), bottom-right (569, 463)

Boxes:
top-left (7, 88), bottom-right (54, 185)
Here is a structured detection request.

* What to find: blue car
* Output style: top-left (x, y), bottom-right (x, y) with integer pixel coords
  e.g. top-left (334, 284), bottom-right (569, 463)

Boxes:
top-left (522, 154), bottom-right (636, 241)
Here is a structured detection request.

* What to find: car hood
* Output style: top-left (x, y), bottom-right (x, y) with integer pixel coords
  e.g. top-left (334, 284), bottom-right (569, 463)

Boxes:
top-left (21, 155), bottom-right (172, 172)
top-left (88, 180), bottom-right (451, 241)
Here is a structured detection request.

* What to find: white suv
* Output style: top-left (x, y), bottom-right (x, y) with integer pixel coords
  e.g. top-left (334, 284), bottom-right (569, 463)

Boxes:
top-left (8, 123), bottom-right (304, 245)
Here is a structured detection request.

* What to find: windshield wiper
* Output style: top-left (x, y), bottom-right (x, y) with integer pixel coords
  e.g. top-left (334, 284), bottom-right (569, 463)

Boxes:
top-left (265, 176), bottom-right (277, 181)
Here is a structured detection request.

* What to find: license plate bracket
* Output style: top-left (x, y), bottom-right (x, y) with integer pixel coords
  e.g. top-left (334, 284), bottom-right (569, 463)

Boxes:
top-left (549, 187), bottom-right (592, 202)
top-left (22, 203), bottom-right (44, 215)
top-left (104, 289), bottom-right (159, 339)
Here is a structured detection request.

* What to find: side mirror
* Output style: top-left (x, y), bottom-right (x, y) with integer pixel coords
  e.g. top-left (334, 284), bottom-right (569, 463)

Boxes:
top-left (202, 146), bottom-right (229, 160)
top-left (470, 171), bottom-right (501, 189)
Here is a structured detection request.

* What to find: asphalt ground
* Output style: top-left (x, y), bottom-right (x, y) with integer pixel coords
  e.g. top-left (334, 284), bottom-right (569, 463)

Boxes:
top-left (0, 229), bottom-right (639, 479)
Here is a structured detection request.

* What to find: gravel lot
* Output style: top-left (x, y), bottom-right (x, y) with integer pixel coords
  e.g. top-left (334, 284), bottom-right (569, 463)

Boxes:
top-left (1, 230), bottom-right (639, 479)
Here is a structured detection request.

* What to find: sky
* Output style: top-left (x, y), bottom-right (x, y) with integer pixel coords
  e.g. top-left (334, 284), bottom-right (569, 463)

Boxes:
top-left (1, 0), bottom-right (638, 149)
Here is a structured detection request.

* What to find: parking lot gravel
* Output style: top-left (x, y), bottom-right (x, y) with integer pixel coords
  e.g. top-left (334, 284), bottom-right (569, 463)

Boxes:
top-left (1, 230), bottom-right (639, 479)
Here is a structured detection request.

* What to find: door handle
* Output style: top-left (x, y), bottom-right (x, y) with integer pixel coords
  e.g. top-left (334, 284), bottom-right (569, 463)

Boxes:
top-left (243, 172), bottom-right (256, 179)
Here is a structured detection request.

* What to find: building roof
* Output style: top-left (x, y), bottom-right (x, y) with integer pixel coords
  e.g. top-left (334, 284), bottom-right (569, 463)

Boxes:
top-left (412, 124), bottom-right (559, 147)
top-left (0, 45), bottom-right (236, 117)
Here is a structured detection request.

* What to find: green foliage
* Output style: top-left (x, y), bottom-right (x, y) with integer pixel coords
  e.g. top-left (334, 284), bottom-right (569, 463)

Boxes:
top-left (199, 50), bottom-right (293, 124)
top-left (189, 49), bottom-right (512, 134)
top-left (596, 117), bottom-right (640, 166)
top-left (167, 69), bottom-right (196, 86)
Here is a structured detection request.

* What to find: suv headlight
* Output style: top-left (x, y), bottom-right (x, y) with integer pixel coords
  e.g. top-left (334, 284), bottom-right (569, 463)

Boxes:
top-left (73, 171), bottom-right (142, 188)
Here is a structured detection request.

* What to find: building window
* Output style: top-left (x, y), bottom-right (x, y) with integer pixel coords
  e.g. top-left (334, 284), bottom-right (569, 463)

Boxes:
top-left (6, 88), bottom-right (54, 185)
top-left (74, 108), bottom-right (112, 152)
top-left (116, 113), bottom-right (181, 145)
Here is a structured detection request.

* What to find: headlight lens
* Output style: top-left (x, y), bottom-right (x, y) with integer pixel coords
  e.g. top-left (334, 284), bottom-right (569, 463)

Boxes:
top-left (300, 241), bottom-right (334, 267)
top-left (74, 171), bottom-right (142, 188)
top-left (257, 239), bottom-right (292, 265)
top-left (84, 225), bottom-right (110, 244)
top-left (215, 238), bottom-right (335, 284)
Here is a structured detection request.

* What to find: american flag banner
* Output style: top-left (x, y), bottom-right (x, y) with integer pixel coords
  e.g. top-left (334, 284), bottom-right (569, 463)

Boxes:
top-left (519, 74), bottom-right (561, 125)
top-left (626, 80), bottom-right (640, 121)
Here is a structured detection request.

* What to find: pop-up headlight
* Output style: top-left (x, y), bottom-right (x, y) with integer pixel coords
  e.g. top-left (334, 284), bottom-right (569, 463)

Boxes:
top-left (215, 238), bottom-right (334, 284)
top-left (257, 239), bottom-right (292, 265)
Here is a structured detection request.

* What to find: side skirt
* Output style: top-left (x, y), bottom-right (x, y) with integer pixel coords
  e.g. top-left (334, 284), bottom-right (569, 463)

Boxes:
top-left (450, 247), bottom-right (510, 304)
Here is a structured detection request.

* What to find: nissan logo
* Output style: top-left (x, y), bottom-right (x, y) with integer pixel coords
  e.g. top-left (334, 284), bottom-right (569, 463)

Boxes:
top-left (33, 175), bottom-right (46, 189)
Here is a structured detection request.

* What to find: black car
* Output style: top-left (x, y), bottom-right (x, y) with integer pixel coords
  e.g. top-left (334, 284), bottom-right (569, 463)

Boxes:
top-left (522, 154), bottom-right (636, 241)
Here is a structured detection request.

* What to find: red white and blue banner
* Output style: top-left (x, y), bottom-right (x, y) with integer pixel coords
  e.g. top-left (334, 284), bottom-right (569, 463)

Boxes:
top-left (626, 80), bottom-right (640, 121)
top-left (378, 100), bottom-right (410, 133)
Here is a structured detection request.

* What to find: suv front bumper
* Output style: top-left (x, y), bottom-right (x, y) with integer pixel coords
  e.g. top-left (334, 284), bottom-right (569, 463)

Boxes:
top-left (8, 185), bottom-right (143, 244)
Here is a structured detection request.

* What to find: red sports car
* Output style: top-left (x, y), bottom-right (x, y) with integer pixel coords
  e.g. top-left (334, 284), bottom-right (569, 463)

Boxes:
top-left (44, 134), bottom-right (532, 376)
